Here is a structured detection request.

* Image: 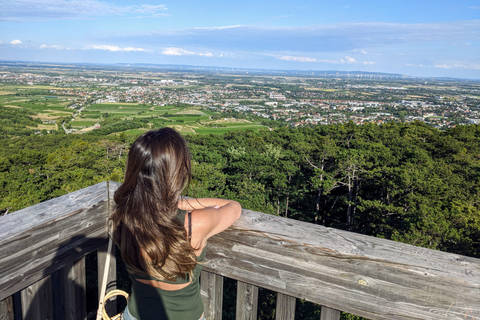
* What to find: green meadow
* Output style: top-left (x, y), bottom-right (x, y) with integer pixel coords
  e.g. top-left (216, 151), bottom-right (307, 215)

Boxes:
top-left (0, 84), bottom-right (265, 135)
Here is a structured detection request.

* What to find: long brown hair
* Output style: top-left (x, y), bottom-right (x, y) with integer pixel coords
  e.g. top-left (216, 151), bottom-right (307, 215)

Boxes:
top-left (110, 128), bottom-right (196, 281)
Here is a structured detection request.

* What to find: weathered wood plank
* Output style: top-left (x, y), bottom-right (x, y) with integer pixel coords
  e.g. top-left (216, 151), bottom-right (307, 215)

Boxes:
top-left (275, 293), bottom-right (295, 320)
top-left (2, 183), bottom-right (479, 320)
top-left (58, 258), bottom-right (87, 320)
top-left (320, 306), bottom-right (340, 320)
top-left (0, 182), bottom-right (111, 301)
top-left (0, 297), bottom-right (14, 320)
top-left (236, 281), bottom-right (258, 320)
top-left (200, 270), bottom-right (223, 320)
top-left (204, 209), bottom-right (480, 320)
top-left (50, 259), bottom-right (89, 320)
top-left (20, 276), bottom-right (52, 320)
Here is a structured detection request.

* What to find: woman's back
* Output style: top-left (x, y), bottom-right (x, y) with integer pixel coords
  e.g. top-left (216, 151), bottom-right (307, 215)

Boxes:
top-left (110, 128), bottom-right (241, 320)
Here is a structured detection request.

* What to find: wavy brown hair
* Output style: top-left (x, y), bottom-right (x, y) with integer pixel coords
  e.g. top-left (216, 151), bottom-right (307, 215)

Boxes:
top-left (110, 128), bottom-right (196, 281)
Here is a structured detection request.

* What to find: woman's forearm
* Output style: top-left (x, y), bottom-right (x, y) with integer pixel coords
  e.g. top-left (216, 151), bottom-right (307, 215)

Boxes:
top-left (178, 197), bottom-right (235, 211)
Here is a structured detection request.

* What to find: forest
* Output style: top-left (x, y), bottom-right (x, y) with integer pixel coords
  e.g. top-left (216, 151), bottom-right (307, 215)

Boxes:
top-left (1, 120), bottom-right (479, 259)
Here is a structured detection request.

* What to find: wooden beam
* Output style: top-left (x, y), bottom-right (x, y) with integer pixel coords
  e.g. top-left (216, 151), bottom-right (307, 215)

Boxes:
top-left (204, 209), bottom-right (480, 320)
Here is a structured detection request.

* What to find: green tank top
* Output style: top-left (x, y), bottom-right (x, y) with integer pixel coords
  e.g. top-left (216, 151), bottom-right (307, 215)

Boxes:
top-left (126, 209), bottom-right (206, 320)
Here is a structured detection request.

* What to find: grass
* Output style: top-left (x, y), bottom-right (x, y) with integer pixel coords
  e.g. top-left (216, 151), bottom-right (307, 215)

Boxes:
top-left (194, 124), bottom-right (263, 135)
top-left (70, 120), bottom-right (100, 127)
top-left (0, 83), bottom-right (267, 135)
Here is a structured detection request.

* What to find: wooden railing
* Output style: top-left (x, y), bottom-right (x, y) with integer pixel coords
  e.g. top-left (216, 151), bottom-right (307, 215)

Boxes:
top-left (0, 182), bottom-right (479, 320)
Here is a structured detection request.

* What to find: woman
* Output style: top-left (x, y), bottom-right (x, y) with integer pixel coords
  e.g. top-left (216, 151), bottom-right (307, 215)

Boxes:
top-left (110, 128), bottom-right (241, 320)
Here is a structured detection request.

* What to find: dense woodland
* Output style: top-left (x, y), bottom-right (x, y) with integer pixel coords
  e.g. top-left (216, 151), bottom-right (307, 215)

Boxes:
top-left (1, 120), bottom-right (479, 258)
top-left (1, 120), bottom-right (480, 319)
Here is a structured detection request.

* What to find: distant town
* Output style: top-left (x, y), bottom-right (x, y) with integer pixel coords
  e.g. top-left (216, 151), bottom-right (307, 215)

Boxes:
top-left (1, 62), bottom-right (479, 133)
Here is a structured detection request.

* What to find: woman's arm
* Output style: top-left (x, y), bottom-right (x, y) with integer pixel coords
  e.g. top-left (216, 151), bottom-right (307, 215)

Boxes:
top-left (180, 198), bottom-right (242, 248)
top-left (178, 197), bottom-right (234, 211)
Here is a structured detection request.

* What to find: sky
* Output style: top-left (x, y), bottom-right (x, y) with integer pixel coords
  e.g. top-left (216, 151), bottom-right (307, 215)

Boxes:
top-left (0, 0), bottom-right (479, 79)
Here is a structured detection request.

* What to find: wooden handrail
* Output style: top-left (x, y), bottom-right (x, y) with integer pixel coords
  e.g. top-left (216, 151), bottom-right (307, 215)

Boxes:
top-left (205, 210), bottom-right (480, 319)
top-left (0, 182), bottom-right (479, 320)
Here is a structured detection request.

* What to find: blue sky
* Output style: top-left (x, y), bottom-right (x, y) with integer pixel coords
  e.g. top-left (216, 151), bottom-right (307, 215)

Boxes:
top-left (1, 0), bottom-right (479, 79)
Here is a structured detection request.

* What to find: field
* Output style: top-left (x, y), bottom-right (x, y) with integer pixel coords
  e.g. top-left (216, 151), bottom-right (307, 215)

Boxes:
top-left (0, 84), bottom-right (265, 135)
top-left (0, 85), bottom-right (75, 126)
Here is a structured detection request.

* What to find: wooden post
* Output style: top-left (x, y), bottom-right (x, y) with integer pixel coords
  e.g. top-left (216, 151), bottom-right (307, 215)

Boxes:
top-left (0, 296), bottom-right (14, 320)
top-left (20, 276), bottom-right (53, 320)
top-left (320, 306), bottom-right (340, 320)
top-left (200, 270), bottom-right (223, 320)
top-left (236, 281), bottom-right (258, 320)
top-left (275, 293), bottom-right (295, 320)
top-left (52, 258), bottom-right (87, 320)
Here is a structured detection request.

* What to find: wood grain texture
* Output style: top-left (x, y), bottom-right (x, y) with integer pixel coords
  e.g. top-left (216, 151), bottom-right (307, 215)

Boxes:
top-left (204, 209), bottom-right (480, 320)
top-left (20, 276), bottom-right (52, 320)
top-left (59, 258), bottom-right (86, 320)
top-left (1, 183), bottom-right (479, 320)
top-left (275, 293), bottom-right (295, 320)
top-left (200, 270), bottom-right (223, 320)
top-left (320, 306), bottom-right (341, 320)
top-left (0, 182), bottom-right (114, 301)
top-left (236, 281), bottom-right (258, 320)
top-left (0, 297), bottom-right (13, 320)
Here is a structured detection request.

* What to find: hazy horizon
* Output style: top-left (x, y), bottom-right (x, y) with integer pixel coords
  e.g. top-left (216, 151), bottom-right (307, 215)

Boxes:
top-left (1, 0), bottom-right (479, 79)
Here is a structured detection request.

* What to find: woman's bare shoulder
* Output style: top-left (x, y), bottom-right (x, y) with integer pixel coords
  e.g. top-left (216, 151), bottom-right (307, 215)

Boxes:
top-left (186, 200), bottom-right (241, 244)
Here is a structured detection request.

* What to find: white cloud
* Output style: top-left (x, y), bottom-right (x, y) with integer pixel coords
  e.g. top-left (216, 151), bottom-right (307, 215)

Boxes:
top-left (363, 61), bottom-right (375, 65)
top-left (10, 39), bottom-right (21, 44)
top-left (434, 64), bottom-right (451, 69)
top-left (131, 4), bottom-right (167, 14)
top-left (163, 48), bottom-right (189, 56)
top-left (434, 62), bottom-right (480, 70)
top-left (352, 49), bottom-right (368, 54)
top-left (276, 55), bottom-right (317, 62)
top-left (124, 20), bottom-right (480, 54)
top-left (162, 47), bottom-right (213, 57)
top-left (406, 62), bottom-right (480, 70)
top-left (0, 0), bottom-right (168, 21)
top-left (271, 54), bottom-right (364, 65)
top-left (88, 45), bottom-right (146, 52)
top-left (40, 44), bottom-right (71, 50)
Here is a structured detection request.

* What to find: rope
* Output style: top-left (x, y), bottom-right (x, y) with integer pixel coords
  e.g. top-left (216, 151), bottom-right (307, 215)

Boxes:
top-left (96, 220), bottom-right (129, 320)
top-left (102, 290), bottom-right (129, 320)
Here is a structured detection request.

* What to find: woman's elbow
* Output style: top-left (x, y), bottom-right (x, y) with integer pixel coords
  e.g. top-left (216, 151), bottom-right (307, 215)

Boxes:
top-left (231, 201), bottom-right (242, 220)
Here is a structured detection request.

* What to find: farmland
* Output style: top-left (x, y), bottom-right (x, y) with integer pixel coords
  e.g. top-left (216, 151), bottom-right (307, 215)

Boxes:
top-left (0, 82), bottom-right (265, 136)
